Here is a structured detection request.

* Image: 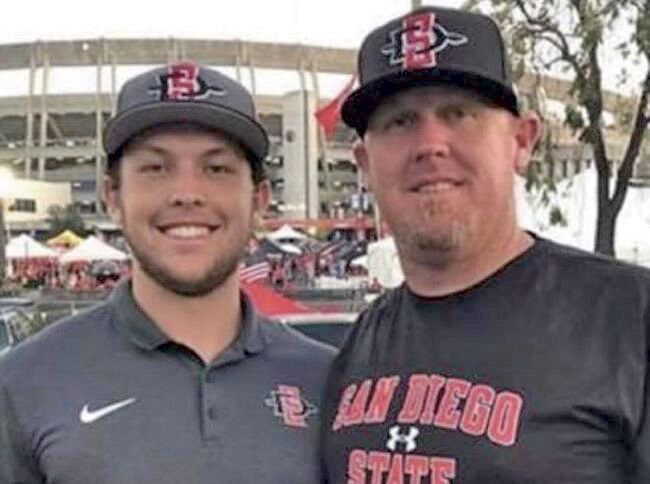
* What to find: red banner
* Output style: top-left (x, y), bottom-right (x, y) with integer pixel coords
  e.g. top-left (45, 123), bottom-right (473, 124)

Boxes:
top-left (314, 74), bottom-right (357, 138)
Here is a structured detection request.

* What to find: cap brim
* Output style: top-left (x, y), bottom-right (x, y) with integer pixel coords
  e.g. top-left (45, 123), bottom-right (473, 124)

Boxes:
top-left (342, 68), bottom-right (519, 136)
top-left (103, 102), bottom-right (269, 162)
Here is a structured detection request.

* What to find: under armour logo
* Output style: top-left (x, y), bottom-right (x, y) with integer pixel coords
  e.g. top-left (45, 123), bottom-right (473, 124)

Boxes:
top-left (386, 425), bottom-right (419, 453)
top-left (381, 12), bottom-right (468, 70)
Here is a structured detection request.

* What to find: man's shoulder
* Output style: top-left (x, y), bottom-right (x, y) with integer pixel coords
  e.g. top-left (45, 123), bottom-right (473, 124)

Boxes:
top-left (261, 319), bottom-right (338, 362)
top-left (357, 287), bottom-right (404, 325)
top-left (0, 301), bottom-right (114, 381)
top-left (535, 237), bottom-right (650, 286)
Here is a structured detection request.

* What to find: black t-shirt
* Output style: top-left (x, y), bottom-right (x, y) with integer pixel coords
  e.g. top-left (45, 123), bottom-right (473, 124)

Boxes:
top-left (322, 238), bottom-right (650, 483)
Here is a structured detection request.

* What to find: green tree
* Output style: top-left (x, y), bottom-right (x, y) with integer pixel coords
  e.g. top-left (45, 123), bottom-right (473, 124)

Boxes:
top-left (45, 204), bottom-right (86, 239)
top-left (465, 0), bottom-right (650, 256)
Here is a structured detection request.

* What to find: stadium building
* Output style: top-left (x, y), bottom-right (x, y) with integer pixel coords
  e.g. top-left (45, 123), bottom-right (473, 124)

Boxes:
top-left (0, 38), bottom-right (648, 234)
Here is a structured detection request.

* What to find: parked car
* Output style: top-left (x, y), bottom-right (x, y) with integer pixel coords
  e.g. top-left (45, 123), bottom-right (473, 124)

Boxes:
top-left (0, 317), bottom-right (13, 356)
top-left (271, 312), bottom-right (357, 348)
top-left (0, 297), bottom-right (34, 309)
top-left (0, 307), bottom-right (35, 356)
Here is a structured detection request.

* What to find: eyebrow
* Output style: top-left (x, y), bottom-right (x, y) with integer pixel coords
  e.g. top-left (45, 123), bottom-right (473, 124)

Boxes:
top-left (127, 145), bottom-right (166, 157)
top-left (127, 145), bottom-right (229, 158)
top-left (371, 103), bottom-right (414, 121)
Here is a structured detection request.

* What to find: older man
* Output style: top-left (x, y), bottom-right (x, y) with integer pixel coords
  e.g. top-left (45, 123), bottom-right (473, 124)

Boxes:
top-left (321, 6), bottom-right (650, 483)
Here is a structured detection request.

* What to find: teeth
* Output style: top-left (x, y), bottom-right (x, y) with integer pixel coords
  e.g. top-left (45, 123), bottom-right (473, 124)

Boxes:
top-left (418, 182), bottom-right (455, 193)
top-left (164, 225), bottom-right (211, 238)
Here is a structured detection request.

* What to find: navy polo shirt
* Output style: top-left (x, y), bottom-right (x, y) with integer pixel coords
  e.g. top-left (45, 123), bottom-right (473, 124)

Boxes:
top-left (0, 281), bottom-right (336, 483)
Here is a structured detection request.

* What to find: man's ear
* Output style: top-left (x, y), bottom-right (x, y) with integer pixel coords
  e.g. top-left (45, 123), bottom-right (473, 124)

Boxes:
top-left (102, 175), bottom-right (122, 225)
top-left (353, 139), bottom-right (372, 190)
top-left (253, 179), bottom-right (272, 216)
top-left (513, 112), bottom-right (543, 176)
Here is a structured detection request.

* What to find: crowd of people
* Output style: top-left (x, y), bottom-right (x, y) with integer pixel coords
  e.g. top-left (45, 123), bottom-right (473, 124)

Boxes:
top-left (7, 228), bottom-right (370, 295)
top-left (8, 258), bottom-right (130, 292)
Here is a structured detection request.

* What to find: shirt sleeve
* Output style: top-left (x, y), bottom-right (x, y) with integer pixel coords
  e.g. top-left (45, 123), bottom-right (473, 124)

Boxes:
top-left (630, 307), bottom-right (650, 482)
top-left (0, 375), bottom-right (44, 483)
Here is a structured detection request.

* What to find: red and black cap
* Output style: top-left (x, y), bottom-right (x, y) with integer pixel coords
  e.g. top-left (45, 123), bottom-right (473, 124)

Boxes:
top-left (103, 61), bottom-right (269, 164)
top-left (342, 7), bottom-right (519, 136)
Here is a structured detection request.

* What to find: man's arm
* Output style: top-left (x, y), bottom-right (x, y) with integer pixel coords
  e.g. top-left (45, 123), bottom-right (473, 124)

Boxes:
top-left (629, 306), bottom-right (650, 483)
top-left (0, 375), bottom-right (43, 483)
top-left (630, 377), bottom-right (650, 481)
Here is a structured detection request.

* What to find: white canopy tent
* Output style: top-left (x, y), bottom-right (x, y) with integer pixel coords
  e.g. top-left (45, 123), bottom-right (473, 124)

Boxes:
top-left (266, 224), bottom-right (309, 242)
top-left (278, 242), bottom-right (302, 255)
top-left (367, 237), bottom-right (404, 288)
top-left (59, 236), bottom-right (128, 264)
top-left (5, 234), bottom-right (57, 259)
top-left (350, 254), bottom-right (368, 269)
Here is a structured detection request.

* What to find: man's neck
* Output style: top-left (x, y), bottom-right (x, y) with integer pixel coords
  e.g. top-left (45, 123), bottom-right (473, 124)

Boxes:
top-left (131, 270), bottom-right (241, 364)
top-left (401, 228), bottom-right (534, 298)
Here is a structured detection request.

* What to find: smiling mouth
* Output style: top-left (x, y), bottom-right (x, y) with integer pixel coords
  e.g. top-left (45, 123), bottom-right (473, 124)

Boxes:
top-left (412, 181), bottom-right (462, 193)
top-left (157, 224), bottom-right (218, 239)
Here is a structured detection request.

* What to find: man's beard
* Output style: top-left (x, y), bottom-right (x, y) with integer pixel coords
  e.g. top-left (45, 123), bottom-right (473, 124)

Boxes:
top-left (395, 219), bottom-right (468, 260)
top-left (125, 223), bottom-right (252, 298)
top-left (392, 195), bottom-right (469, 264)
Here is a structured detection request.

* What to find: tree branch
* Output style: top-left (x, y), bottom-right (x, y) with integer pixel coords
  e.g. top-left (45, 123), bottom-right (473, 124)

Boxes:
top-left (512, 0), bottom-right (586, 84)
top-left (612, 70), bottom-right (650, 212)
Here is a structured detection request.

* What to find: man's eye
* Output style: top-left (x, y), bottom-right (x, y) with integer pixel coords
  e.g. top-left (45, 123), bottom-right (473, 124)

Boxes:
top-left (444, 107), bottom-right (465, 119)
top-left (385, 112), bottom-right (415, 129)
top-left (206, 163), bottom-right (229, 174)
top-left (442, 105), bottom-right (475, 121)
top-left (139, 162), bottom-right (165, 173)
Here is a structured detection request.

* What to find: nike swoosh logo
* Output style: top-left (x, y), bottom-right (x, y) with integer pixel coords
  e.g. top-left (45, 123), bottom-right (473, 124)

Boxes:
top-left (80, 398), bottom-right (137, 424)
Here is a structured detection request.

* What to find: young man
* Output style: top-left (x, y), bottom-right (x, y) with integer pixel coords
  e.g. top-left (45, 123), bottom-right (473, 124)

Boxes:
top-left (321, 7), bottom-right (650, 483)
top-left (0, 62), bottom-right (335, 483)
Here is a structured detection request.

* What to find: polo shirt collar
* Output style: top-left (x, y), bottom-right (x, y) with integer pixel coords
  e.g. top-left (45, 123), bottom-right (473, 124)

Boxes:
top-left (109, 280), bottom-right (268, 355)
top-left (238, 291), bottom-right (268, 355)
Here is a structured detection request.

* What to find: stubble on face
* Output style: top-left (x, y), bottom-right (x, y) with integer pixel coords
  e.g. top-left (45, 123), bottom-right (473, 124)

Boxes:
top-left (363, 86), bottom-right (527, 269)
top-left (392, 191), bottom-right (470, 264)
top-left (114, 185), bottom-right (256, 298)
top-left (125, 219), bottom-right (253, 298)
top-left (106, 128), bottom-right (265, 298)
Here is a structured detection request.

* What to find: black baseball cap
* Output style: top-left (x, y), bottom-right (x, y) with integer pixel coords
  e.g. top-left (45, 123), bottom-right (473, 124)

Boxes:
top-left (103, 61), bottom-right (269, 164)
top-left (342, 7), bottom-right (519, 136)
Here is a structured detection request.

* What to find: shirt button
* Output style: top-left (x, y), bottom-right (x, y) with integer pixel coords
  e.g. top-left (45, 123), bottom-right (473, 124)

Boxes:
top-left (207, 406), bottom-right (218, 420)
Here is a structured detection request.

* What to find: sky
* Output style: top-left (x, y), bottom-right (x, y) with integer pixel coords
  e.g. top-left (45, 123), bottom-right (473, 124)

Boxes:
top-left (0, 0), bottom-right (463, 98)
top-left (0, 0), bottom-right (642, 97)
top-left (2, 0), bottom-right (463, 46)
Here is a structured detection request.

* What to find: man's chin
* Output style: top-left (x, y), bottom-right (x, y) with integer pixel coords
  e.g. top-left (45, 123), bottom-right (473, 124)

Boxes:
top-left (396, 221), bottom-right (469, 256)
top-left (151, 273), bottom-right (233, 297)
top-left (136, 261), bottom-right (239, 298)
top-left (415, 232), bottom-right (460, 252)
top-left (125, 228), bottom-right (249, 298)
top-left (162, 281), bottom-right (221, 297)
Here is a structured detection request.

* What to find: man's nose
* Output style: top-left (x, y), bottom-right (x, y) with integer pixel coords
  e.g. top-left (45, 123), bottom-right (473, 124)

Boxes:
top-left (167, 171), bottom-right (208, 207)
top-left (412, 114), bottom-right (452, 162)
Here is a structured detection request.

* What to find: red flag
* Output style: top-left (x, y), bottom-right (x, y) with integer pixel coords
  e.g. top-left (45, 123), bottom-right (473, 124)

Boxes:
top-left (238, 261), bottom-right (271, 284)
top-left (314, 74), bottom-right (357, 138)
